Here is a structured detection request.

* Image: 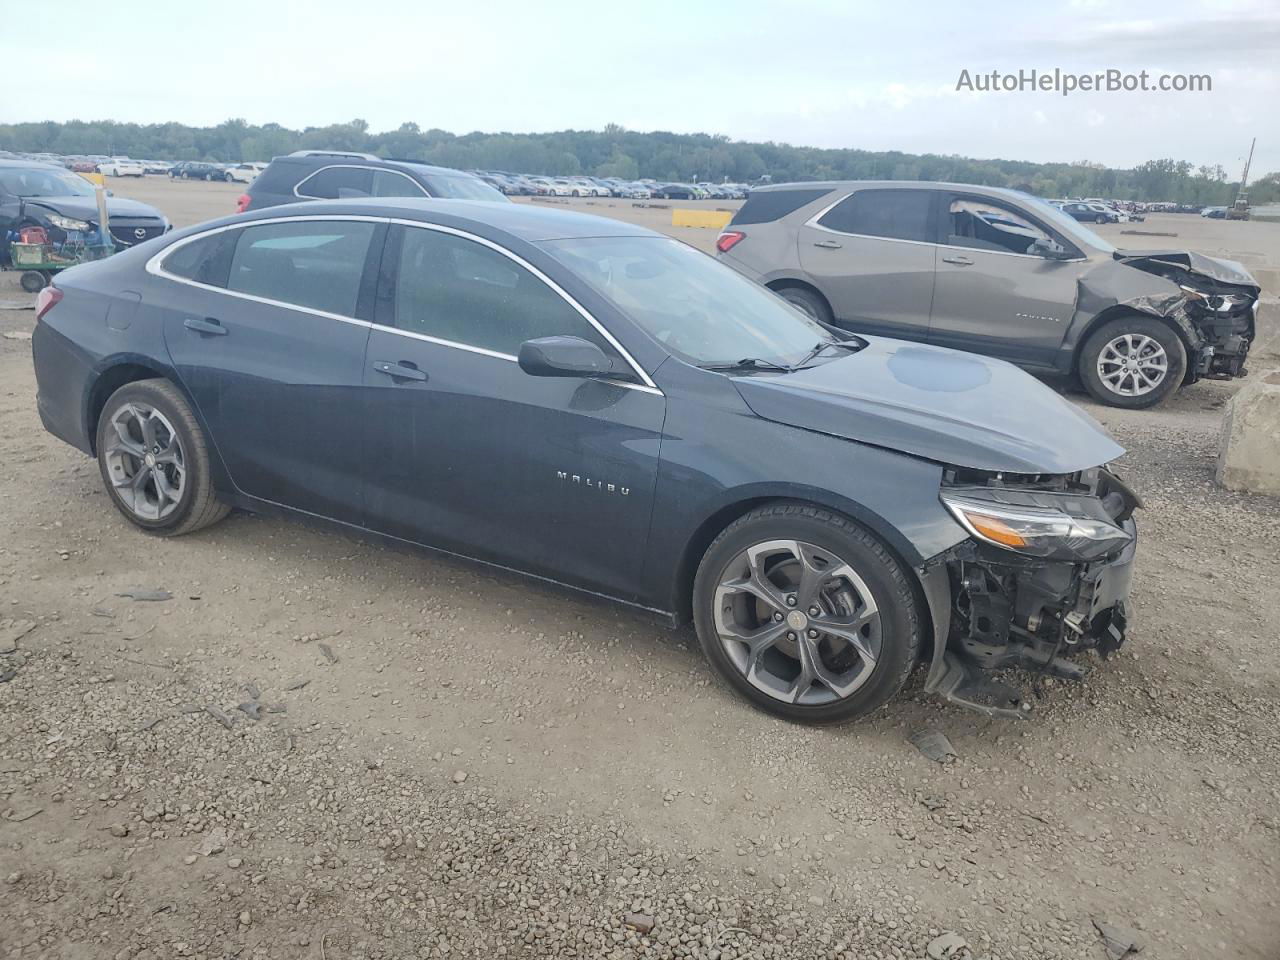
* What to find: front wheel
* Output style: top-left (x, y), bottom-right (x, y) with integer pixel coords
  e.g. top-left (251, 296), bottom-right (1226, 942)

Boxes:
top-left (693, 502), bottom-right (922, 724)
top-left (775, 286), bottom-right (833, 324)
top-left (1079, 316), bottom-right (1186, 408)
top-left (96, 379), bottom-right (230, 536)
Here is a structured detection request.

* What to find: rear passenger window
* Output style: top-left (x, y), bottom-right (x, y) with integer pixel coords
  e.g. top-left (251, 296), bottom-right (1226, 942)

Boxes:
top-left (393, 226), bottom-right (605, 356)
top-left (296, 166), bottom-right (373, 199)
top-left (226, 221), bottom-right (376, 316)
top-left (817, 190), bottom-right (932, 242)
top-left (161, 231), bottom-right (237, 287)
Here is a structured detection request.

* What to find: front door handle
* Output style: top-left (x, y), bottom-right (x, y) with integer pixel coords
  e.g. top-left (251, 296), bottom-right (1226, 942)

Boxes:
top-left (941, 256), bottom-right (974, 266)
top-left (812, 239), bottom-right (843, 249)
top-left (372, 360), bottom-right (428, 382)
top-left (183, 317), bottom-right (227, 336)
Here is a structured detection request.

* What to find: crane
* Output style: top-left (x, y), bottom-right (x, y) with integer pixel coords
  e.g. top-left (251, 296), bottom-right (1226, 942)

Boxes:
top-left (1227, 138), bottom-right (1256, 220)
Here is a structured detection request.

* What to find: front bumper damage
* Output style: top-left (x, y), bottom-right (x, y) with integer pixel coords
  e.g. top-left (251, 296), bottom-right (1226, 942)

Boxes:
top-left (919, 469), bottom-right (1140, 719)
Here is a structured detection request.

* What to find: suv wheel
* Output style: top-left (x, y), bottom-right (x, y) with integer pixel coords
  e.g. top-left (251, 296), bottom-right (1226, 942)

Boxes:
top-left (776, 286), bottom-right (833, 325)
top-left (96, 379), bottom-right (230, 536)
top-left (693, 502), bottom-right (921, 724)
top-left (1079, 316), bottom-right (1186, 408)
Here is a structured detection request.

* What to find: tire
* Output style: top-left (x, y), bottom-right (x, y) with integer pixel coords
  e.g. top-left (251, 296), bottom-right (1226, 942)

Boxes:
top-left (20, 271), bottom-right (48, 293)
top-left (96, 379), bottom-right (230, 536)
top-left (1095, 214), bottom-right (1107, 224)
top-left (205, 173), bottom-right (214, 181)
top-left (776, 286), bottom-right (833, 324)
top-left (693, 502), bottom-right (922, 725)
top-left (1079, 315), bottom-right (1187, 409)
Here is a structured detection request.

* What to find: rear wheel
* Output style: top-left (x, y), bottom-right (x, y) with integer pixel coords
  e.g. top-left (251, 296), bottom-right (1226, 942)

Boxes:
top-left (96, 379), bottom-right (229, 536)
top-left (775, 286), bottom-right (833, 324)
top-left (1095, 214), bottom-right (1107, 224)
top-left (693, 502), bottom-right (921, 724)
top-left (1079, 316), bottom-right (1186, 408)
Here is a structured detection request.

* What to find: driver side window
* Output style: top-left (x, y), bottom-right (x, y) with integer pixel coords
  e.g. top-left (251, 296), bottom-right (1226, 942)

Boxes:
top-left (946, 198), bottom-right (1051, 256)
top-left (392, 226), bottom-right (612, 358)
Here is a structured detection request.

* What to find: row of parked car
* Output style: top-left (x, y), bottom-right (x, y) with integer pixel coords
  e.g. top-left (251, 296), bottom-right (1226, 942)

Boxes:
top-left (0, 151), bottom-right (270, 184)
top-left (469, 171), bottom-right (750, 200)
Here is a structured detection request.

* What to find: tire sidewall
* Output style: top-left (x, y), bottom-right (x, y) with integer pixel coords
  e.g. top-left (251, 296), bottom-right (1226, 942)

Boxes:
top-left (693, 506), bottom-right (918, 724)
top-left (96, 381), bottom-right (206, 534)
top-left (1079, 316), bottom-right (1187, 409)
top-left (777, 287), bottom-right (832, 325)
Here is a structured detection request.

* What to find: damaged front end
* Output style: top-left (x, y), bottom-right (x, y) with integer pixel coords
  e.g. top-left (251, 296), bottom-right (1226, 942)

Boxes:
top-left (920, 466), bottom-right (1141, 718)
top-left (1114, 251), bottom-right (1261, 381)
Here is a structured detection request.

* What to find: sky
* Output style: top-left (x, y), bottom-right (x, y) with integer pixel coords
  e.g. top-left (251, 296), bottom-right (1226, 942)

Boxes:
top-left (2, 0), bottom-right (1277, 176)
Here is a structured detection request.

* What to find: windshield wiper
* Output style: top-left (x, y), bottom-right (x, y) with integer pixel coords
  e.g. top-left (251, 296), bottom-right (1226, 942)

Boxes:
top-left (700, 357), bottom-right (795, 373)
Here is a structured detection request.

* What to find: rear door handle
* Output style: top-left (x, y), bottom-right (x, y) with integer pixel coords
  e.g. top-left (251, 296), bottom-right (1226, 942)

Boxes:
top-left (183, 317), bottom-right (227, 336)
top-left (941, 256), bottom-right (974, 266)
top-left (812, 239), bottom-right (843, 249)
top-left (372, 360), bottom-right (428, 382)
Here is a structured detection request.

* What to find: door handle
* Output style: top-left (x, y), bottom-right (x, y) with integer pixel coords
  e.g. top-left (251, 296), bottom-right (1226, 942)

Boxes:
top-left (183, 317), bottom-right (227, 336)
top-left (372, 360), bottom-right (428, 382)
top-left (941, 256), bottom-right (974, 266)
top-left (812, 240), bottom-right (843, 249)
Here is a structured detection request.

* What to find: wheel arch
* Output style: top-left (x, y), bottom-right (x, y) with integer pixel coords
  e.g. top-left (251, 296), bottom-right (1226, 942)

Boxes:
top-left (1070, 305), bottom-right (1199, 384)
top-left (765, 277), bottom-right (834, 315)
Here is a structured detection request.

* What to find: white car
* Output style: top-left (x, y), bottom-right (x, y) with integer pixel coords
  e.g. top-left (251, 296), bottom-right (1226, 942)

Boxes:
top-left (225, 162), bottom-right (267, 184)
top-left (546, 179), bottom-right (575, 197)
top-left (567, 178), bottom-right (607, 197)
top-left (99, 158), bottom-right (145, 177)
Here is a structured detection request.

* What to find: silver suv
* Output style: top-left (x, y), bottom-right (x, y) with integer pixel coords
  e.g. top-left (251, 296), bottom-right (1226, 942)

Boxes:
top-left (716, 181), bottom-right (1260, 408)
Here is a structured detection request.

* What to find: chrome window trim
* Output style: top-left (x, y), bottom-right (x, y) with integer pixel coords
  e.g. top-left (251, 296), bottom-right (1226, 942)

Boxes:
top-left (144, 214), bottom-right (663, 397)
top-left (805, 190), bottom-right (1087, 262)
top-left (293, 164), bottom-right (430, 200)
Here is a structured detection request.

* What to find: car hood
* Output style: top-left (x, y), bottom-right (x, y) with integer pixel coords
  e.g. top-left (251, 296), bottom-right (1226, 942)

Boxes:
top-left (1115, 249), bottom-right (1259, 290)
top-left (732, 338), bottom-right (1125, 474)
top-left (24, 195), bottom-right (165, 222)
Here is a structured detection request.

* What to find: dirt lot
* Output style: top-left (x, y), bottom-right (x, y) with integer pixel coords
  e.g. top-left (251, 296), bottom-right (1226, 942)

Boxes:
top-left (2, 178), bottom-right (1279, 960)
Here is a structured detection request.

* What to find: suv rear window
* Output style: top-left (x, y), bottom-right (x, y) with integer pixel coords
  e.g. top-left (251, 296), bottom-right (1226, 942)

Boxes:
top-left (817, 189), bottom-right (933, 243)
top-left (729, 189), bottom-right (831, 225)
top-left (296, 166), bottom-right (374, 199)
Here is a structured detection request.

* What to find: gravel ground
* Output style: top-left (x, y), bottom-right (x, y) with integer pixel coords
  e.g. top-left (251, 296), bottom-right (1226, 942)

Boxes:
top-left (1, 186), bottom-right (1279, 959)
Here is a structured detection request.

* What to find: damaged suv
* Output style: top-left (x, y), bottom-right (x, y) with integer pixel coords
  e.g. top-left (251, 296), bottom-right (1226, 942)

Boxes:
top-left (716, 181), bottom-right (1261, 407)
top-left (34, 199), bottom-right (1138, 723)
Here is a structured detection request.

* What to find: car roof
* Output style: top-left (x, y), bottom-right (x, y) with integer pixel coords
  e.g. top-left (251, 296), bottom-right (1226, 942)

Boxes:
top-left (233, 197), bottom-right (660, 242)
top-left (0, 158), bottom-right (66, 170)
top-left (751, 180), bottom-right (1033, 203)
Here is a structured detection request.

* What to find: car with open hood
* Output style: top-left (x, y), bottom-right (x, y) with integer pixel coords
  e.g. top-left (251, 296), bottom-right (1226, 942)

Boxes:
top-left (31, 199), bottom-right (1139, 724)
top-left (0, 159), bottom-right (170, 264)
top-left (715, 181), bottom-right (1261, 408)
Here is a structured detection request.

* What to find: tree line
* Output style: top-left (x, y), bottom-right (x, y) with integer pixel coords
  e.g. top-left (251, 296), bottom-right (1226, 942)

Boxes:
top-left (2, 118), bottom-right (1275, 206)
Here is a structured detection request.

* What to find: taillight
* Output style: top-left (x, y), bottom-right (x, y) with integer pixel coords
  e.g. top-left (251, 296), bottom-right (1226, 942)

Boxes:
top-left (35, 285), bottom-right (63, 321)
top-left (716, 230), bottom-right (745, 254)
top-left (235, 193), bottom-right (251, 213)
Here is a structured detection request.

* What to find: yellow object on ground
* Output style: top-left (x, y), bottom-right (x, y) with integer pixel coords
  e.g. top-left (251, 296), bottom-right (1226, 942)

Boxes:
top-left (672, 208), bottom-right (733, 229)
top-left (77, 172), bottom-right (105, 186)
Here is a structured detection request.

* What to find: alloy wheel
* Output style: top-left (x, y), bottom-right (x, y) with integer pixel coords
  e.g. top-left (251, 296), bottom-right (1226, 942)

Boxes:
top-left (712, 539), bottom-right (882, 705)
top-left (1097, 333), bottom-right (1169, 397)
top-left (103, 402), bottom-right (186, 521)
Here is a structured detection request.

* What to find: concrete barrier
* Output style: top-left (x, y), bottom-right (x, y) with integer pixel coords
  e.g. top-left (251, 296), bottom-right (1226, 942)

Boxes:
top-left (1217, 369), bottom-right (1280, 497)
top-left (672, 209), bottom-right (732, 229)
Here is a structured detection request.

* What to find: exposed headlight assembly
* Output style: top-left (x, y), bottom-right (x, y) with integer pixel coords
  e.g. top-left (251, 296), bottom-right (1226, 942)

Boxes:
top-left (47, 214), bottom-right (92, 232)
top-left (941, 492), bottom-right (1132, 562)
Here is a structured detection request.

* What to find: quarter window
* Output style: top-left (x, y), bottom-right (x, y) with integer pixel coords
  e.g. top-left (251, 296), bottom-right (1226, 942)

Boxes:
top-left (946, 198), bottom-right (1050, 255)
top-left (296, 166), bottom-right (374, 199)
top-left (162, 231), bottom-right (237, 287)
top-left (226, 220), bottom-right (376, 316)
top-left (393, 227), bottom-right (606, 356)
top-left (817, 189), bottom-right (932, 242)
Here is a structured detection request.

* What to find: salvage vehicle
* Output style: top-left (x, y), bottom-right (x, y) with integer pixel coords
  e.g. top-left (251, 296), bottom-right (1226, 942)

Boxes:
top-left (716, 181), bottom-right (1261, 408)
top-left (32, 199), bottom-right (1139, 724)
top-left (169, 161), bottom-right (230, 182)
top-left (98, 158), bottom-right (146, 178)
top-left (0, 160), bottom-right (170, 267)
top-left (238, 151), bottom-right (506, 214)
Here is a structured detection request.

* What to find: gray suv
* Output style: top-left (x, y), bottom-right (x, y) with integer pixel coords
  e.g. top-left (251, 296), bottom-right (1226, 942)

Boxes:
top-left (716, 181), bottom-right (1261, 408)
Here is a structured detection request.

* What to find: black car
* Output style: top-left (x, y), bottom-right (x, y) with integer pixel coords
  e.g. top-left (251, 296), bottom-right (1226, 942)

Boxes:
top-left (168, 161), bottom-right (230, 182)
top-left (1060, 201), bottom-right (1118, 224)
top-left (653, 183), bottom-right (698, 200)
top-left (0, 160), bottom-right (170, 265)
top-left (31, 198), bottom-right (1139, 724)
top-left (237, 151), bottom-right (506, 213)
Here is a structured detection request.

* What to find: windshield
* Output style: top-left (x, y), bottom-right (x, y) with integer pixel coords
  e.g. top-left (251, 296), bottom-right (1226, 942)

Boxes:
top-left (417, 171), bottom-right (507, 202)
top-left (0, 167), bottom-right (97, 199)
top-left (542, 235), bottom-right (843, 368)
top-left (1020, 193), bottom-right (1116, 253)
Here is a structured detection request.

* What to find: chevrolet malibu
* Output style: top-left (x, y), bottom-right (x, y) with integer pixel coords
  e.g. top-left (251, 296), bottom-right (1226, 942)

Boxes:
top-left (32, 200), bottom-right (1140, 723)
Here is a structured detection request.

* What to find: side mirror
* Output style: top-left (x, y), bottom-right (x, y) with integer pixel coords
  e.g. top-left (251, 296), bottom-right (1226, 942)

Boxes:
top-left (518, 336), bottom-right (614, 378)
top-left (1031, 237), bottom-right (1070, 260)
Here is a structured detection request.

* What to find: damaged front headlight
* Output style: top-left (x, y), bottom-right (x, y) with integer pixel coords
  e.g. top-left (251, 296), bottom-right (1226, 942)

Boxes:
top-left (941, 491), bottom-right (1133, 562)
top-left (1179, 284), bottom-right (1253, 313)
